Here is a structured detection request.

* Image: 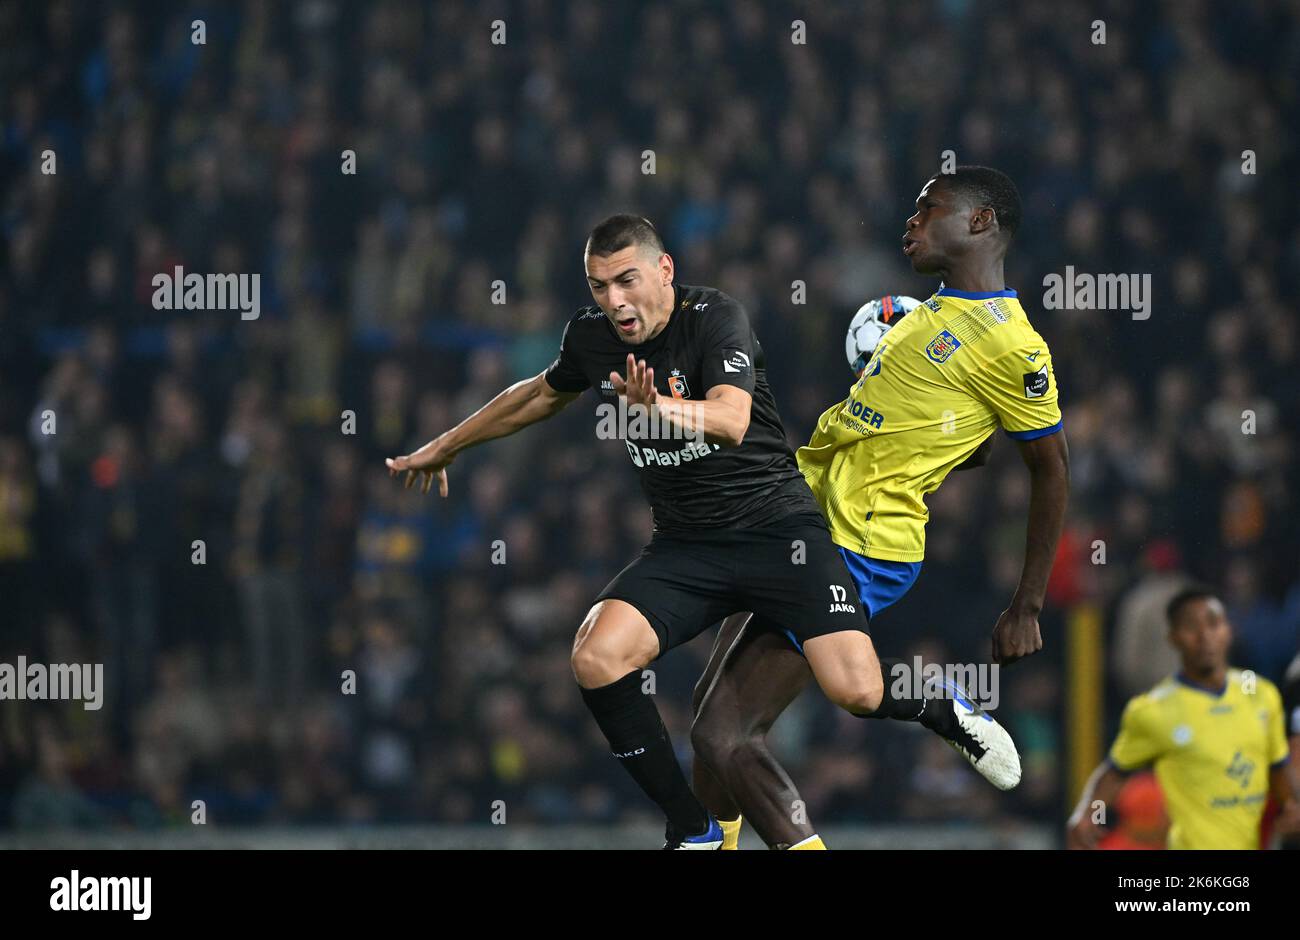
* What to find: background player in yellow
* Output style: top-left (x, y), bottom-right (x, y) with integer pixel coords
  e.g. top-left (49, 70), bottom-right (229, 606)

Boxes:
top-left (1067, 587), bottom-right (1300, 849)
top-left (692, 167), bottom-right (1071, 848)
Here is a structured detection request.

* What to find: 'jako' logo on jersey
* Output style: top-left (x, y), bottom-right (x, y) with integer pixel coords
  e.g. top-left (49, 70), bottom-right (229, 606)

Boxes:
top-left (722, 350), bottom-right (750, 373)
top-left (925, 330), bottom-right (962, 363)
top-left (828, 584), bottom-right (857, 614)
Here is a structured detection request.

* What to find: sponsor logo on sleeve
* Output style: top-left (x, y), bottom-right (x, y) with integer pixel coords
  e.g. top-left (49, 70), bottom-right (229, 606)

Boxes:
top-left (722, 349), bottom-right (751, 373)
top-left (1023, 364), bottom-right (1050, 398)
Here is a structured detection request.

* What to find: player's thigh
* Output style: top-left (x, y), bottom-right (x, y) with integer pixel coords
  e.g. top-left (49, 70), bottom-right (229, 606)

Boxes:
top-left (693, 612), bottom-right (752, 715)
top-left (834, 545), bottom-right (923, 623)
top-left (737, 516), bottom-right (881, 710)
top-left (737, 514), bottom-right (871, 650)
top-left (693, 614), bottom-right (813, 753)
top-left (801, 629), bottom-right (883, 714)
top-left (589, 536), bottom-right (736, 664)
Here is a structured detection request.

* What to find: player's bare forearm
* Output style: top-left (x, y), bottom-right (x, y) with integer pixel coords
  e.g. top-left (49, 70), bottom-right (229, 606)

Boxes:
top-left (1011, 430), bottom-right (1070, 612)
top-left (1067, 760), bottom-right (1125, 848)
top-left (655, 387), bottom-right (752, 447)
top-left (387, 371), bottom-right (577, 495)
top-left (991, 429), bottom-right (1068, 664)
top-left (439, 372), bottom-right (576, 457)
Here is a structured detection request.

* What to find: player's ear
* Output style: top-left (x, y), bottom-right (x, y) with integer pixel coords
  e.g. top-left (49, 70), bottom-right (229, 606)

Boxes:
top-left (971, 205), bottom-right (996, 235)
top-left (659, 252), bottom-right (674, 284)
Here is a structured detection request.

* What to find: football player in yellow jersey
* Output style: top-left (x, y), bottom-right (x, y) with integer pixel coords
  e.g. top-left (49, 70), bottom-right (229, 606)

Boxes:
top-left (1068, 587), bottom-right (1300, 850)
top-left (691, 167), bottom-right (1071, 849)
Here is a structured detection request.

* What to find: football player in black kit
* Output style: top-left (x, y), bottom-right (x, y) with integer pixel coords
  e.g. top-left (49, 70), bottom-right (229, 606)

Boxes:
top-left (388, 216), bottom-right (954, 848)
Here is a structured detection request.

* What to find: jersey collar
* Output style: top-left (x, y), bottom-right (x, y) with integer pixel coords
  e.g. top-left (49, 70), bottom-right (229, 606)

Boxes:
top-left (1174, 671), bottom-right (1228, 698)
top-left (935, 286), bottom-right (1018, 300)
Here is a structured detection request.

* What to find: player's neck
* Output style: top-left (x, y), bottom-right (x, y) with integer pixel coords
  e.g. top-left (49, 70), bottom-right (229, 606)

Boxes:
top-left (643, 287), bottom-right (677, 341)
top-left (939, 259), bottom-right (1006, 294)
top-left (1177, 666), bottom-right (1227, 693)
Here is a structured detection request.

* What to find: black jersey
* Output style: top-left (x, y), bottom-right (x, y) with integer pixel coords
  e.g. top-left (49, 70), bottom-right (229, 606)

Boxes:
top-left (544, 283), bottom-right (820, 533)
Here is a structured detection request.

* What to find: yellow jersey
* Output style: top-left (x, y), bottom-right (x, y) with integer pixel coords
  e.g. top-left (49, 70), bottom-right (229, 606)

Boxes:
top-left (1109, 670), bottom-right (1289, 850)
top-left (797, 288), bottom-right (1061, 562)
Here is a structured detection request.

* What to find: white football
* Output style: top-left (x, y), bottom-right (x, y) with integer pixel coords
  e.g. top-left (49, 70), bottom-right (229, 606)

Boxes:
top-left (845, 294), bottom-right (922, 375)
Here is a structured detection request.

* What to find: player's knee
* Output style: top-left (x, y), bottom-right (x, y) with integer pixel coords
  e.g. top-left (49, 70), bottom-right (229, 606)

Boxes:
top-left (690, 715), bottom-right (741, 771)
top-left (571, 632), bottom-right (640, 688)
top-left (825, 673), bottom-right (884, 716)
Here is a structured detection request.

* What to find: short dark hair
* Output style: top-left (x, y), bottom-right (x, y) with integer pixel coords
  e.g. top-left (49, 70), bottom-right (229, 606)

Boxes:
top-left (937, 166), bottom-right (1022, 239)
top-left (1166, 585), bottom-right (1219, 628)
top-left (586, 214), bottom-right (665, 258)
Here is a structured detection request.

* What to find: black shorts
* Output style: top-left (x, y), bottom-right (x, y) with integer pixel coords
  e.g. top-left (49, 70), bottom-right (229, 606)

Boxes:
top-left (595, 511), bottom-right (870, 657)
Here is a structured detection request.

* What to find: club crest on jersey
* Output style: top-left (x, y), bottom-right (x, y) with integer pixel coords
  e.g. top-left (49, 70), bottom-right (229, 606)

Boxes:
top-left (925, 329), bottom-right (962, 363)
top-left (668, 369), bottom-right (690, 399)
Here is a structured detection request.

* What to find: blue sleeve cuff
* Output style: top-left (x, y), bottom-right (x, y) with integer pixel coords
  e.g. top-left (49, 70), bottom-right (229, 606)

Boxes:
top-left (1271, 755), bottom-right (1291, 769)
top-left (1005, 420), bottom-right (1063, 441)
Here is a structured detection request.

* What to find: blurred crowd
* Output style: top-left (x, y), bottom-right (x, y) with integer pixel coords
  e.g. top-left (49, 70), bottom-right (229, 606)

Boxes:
top-left (1, 0), bottom-right (1297, 838)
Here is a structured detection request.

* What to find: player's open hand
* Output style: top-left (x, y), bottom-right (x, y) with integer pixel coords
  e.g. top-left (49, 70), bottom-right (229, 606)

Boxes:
top-left (610, 354), bottom-right (658, 407)
top-left (991, 605), bottom-right (1043, 666)
top-left (386, 440), bottom-right (453, 497)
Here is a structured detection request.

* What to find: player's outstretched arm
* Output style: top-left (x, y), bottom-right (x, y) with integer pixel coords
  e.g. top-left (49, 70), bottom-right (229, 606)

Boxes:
top-left (385, 370), bottom-right (580, 496)
top-left (991, 429), bottom-right (1070, 665)
top-left (1066, 760), bottom-right (1126, 849)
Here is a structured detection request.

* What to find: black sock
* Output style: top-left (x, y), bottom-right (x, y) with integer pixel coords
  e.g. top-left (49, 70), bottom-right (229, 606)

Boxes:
top-left (580, 669), bottom-right (710, 836)
top-left (858, 657), bottom-right (960, 736)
